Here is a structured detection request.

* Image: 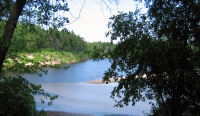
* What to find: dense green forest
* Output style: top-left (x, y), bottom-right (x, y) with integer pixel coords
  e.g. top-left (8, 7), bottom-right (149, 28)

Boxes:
top-left (0, 21), bottom-right (115, 69)
top-left (7, 22), bottom-right (115, 55)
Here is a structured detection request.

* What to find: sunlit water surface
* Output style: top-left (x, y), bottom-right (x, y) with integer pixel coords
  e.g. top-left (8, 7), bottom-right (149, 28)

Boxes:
top-left (23, 59), bottom-right (152, 116)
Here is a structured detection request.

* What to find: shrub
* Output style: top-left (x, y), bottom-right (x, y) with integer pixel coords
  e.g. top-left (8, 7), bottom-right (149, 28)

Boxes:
top-left (0, 74), bottom-right (58, 116)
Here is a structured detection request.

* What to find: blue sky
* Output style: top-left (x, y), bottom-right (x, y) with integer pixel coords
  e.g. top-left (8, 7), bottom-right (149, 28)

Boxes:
top-left (63, 0), bottom-right (147, 42)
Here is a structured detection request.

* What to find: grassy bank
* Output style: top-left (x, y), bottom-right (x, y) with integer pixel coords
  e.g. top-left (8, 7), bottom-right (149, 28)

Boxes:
top-left (28, 48), bottom-right (85, 64)
top-left (4, 48), bottom-right (89, 70)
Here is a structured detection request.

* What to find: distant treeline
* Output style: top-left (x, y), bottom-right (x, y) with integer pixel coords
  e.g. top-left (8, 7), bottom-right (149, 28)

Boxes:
top-left (0, 21), bottom-right (115, 56)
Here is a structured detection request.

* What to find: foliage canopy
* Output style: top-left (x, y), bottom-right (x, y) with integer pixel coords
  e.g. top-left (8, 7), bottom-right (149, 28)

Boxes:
top-left (99, 0), bottom-right (200, 115)
top-left (0, 0), bottom-right (70, 115)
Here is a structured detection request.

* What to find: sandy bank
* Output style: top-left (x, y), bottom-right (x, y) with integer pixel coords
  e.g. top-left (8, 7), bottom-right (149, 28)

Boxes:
top-left (46, 111), bottom-right (131, 116)
top-left (46, 111), bottom-right (92, 116)
top-left (36, 82), bottom-right (151, 116)
top-left (46, 111), bottom-right (133, 116)
top-left (85, 78), bottom-right (120, 84)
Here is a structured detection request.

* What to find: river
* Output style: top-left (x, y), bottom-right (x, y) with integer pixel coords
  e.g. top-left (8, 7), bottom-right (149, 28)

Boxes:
top-left (24, 59), bottom-right (111, 83)
top-left (24, 59), bottom-right (152, 116)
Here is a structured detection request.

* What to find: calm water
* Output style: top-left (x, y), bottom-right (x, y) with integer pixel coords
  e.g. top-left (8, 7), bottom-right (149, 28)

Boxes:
top-left (24, 59), bottom-right (111, 83)
top-left (23, 59), bottom-right (152, 116)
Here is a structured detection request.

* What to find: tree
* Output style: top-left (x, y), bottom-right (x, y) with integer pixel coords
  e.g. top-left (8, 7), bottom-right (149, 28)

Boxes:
top-left (0, 0), bottom-right (70, 72)
top-left (0, 0), bottom-right (69, 115)
top-left (100, 1), bottom-right (200, 115)
top-left (0, 74), bottom-right (58, 116)
top-left (0, 0), bottom-right (120, 115)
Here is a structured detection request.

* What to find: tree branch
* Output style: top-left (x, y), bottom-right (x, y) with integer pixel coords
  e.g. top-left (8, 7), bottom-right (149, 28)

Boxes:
top-left (0, 0), bottom-right (26, 72)
top-left (67, 0), bottom-right (87, 25)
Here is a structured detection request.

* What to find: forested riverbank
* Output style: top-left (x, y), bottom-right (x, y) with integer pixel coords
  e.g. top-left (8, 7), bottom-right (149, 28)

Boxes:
top-left (1, 21), bottom-right (115, 71)
top-left (0, 20), bottom-right (116, 115)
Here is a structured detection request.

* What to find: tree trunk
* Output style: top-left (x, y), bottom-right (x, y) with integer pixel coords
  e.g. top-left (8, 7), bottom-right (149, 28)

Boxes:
top-left (0, 0), bottom-right (26, 73)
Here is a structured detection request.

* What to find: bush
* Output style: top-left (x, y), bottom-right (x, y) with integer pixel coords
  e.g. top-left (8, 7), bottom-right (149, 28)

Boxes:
top-left (0, 74), bottom-right (58, 116)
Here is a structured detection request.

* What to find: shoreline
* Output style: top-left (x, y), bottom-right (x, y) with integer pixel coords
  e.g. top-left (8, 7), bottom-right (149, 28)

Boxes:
top-left (36, 80), bottom-right (150, 116)
top-left (4, 53), bottom-right (90, 69)
top-left (85, 78), bottom-right (122, 84)
top-left (46, 111), bottom-right (92, 116)
top-left (43, 80), bottom-right (124, 116)
top-left (46, 111), bottom-right (132, 116)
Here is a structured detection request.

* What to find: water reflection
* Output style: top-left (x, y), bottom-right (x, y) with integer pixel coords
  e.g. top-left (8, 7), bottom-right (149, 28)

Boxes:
top-left (22, 59), bottom-right (152, 115)
top-left (36, 83), bottom-right (151, 116)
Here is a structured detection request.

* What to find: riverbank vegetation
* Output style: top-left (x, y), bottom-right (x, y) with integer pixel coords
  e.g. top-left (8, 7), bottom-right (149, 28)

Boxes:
top-left (94, 1), bottom-right (200, 115)
top-left (1, 21), bottom-right (115, 72)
